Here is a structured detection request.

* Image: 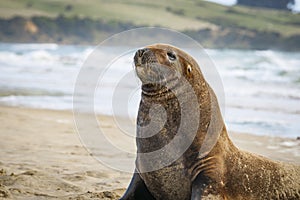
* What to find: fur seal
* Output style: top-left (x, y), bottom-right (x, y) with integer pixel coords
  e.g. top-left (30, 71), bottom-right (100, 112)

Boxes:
top-left (120, 44), bottom-right (300, 200)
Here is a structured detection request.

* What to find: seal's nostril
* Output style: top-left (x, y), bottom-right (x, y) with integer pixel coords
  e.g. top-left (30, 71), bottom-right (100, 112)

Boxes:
top-left (137, 48), bottom-right (149, 57)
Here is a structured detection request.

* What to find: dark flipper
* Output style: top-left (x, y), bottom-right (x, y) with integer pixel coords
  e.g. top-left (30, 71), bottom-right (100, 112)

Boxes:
top-left (120, 172), bottom-right (155, 200)
top-left (191, 173), bottom-right (210, 200)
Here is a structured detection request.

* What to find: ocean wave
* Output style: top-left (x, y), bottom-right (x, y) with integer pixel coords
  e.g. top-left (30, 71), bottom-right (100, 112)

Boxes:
top-left (0, 44), bottom-right (90, 69)
top-left (211, 49), bottom-right (300, 85)
top-left (0, 43), bottom-right (59, 52)
top-left (0, 95), bottom-right (72, 110)
top-left (0, 43), bottom-right (299, 138)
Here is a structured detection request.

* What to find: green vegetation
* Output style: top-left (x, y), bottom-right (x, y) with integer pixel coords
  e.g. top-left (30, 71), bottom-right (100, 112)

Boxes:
top-left (0, 0), bottom-right (299, 50)
top-left (0, 0), bottom-right (299, 36)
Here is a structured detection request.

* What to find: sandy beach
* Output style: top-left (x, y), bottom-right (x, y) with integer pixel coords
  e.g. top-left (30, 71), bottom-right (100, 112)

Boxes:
top-left (0, 105), bottom-right (299, 199)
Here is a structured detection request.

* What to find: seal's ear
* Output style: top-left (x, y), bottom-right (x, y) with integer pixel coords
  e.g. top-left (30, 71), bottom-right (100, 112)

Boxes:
top-left (187, 64), bottom-right (192, 74)
top-left (184, 63), bottom-right (193, 78)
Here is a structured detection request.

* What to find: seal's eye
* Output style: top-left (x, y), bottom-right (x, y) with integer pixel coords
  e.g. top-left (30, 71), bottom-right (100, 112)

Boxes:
top-left (167, 52), bottom-right (176, 61)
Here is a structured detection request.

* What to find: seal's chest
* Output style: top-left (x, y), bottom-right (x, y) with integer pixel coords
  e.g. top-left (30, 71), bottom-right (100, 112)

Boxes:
top-left (141, 164), bottom-right (191, 200)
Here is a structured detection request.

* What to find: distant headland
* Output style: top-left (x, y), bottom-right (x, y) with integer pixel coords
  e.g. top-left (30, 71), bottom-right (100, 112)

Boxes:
top-left (0, 0), bottom-right (299, 51)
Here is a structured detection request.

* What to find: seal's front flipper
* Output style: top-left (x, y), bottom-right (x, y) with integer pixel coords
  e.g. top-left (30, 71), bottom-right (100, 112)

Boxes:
top-left (191, 173), bottom-right (210, 200)
top-left (120, 172), bottom-right (155, 200)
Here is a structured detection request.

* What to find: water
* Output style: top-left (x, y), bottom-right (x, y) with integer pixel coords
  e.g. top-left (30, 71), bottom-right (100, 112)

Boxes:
top-left (0, 43), bottom-right (299, 138)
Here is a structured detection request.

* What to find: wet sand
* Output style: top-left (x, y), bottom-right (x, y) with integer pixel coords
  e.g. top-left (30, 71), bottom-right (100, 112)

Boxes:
top-left (0, 106), bottom-right (299, 199)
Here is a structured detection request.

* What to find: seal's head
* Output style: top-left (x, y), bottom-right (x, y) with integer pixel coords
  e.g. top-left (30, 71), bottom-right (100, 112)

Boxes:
top-left (134, 44), bottom-right (204, 95)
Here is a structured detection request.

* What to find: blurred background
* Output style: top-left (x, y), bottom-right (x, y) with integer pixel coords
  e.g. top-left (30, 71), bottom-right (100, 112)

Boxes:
top-left (0, 0), bottom-right (299, 138)
top-left (1, 0), bottom-right (300, 49)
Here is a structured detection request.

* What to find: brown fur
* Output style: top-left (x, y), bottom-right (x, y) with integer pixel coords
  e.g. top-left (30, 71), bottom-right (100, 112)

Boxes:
top-left (123, 44), bottom-right (300, 200)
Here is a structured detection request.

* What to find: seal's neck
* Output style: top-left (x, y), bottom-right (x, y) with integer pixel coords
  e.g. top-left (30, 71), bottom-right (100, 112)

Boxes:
top-left (141, 77), bottom-right (190, 102)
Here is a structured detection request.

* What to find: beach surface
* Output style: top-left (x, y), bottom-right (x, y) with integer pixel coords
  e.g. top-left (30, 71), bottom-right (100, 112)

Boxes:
top-left (0, 105), bottom-right (299, 199)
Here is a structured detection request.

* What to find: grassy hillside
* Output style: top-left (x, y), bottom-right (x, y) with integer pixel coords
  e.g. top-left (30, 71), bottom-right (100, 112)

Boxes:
top-left (0, 0), bottom-right (299, 50)
top-left (0, 0), bottom-right (299, 36)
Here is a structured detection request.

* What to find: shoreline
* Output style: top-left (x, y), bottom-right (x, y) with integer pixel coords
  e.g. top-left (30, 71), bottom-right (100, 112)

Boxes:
top-left (2, 36), bottom-right (300, 52)
top-left (1, 14), bottom-right (300, 51)
top-left (0, 105), bottom-right (299, 199)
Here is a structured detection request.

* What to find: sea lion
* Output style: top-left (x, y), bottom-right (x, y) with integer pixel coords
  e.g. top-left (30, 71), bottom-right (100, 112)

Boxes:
top-left (120, 44), bottom-right (300, 200)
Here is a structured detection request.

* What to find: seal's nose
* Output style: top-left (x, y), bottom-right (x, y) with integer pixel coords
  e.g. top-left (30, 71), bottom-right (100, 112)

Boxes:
top-left (134, 48), bottom-right (149, 66)
top-left (136, 48), bottom-right (149, 57)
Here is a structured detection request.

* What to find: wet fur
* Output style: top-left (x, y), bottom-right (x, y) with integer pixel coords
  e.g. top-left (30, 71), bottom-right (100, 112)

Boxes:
top-left (121, 44), bottom-right (300, 200)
